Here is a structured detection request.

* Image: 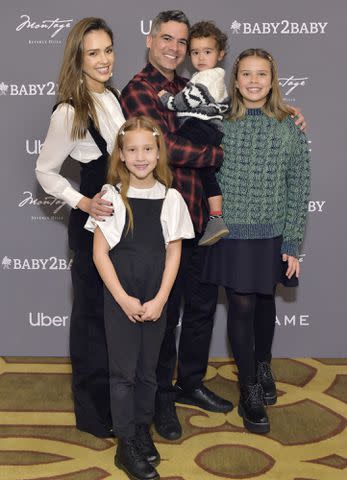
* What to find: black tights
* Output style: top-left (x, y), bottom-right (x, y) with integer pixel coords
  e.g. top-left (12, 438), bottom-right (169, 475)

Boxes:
top-left (225, 288), bottom-right (276, 384)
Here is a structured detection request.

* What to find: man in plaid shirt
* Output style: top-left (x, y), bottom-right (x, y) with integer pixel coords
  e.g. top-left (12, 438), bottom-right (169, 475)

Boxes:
top-left (121, 10), bottom-right (233, 442)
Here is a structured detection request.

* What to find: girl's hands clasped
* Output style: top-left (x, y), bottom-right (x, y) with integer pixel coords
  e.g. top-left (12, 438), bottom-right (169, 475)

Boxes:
top-left (282, 254), bottom-right (300, 279)
top-left (141, 298), bottom-right (165, 322)
top-left (117, 293), bottom-right (146, 323)
top-left (117, 295), bottom-right (165, 323)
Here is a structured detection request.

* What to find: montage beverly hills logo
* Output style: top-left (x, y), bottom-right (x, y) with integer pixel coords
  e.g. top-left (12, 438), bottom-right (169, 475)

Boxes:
top-left (230, 19), bottom-right (328, 35)
top-left (16, 14), bottom-right (73, 45)
top-left (279, 75), bottom-right (308, 96)
top-left (278, 75), bottom-right (309, 102)
top-left (18, 190), bottom-right (66, 221)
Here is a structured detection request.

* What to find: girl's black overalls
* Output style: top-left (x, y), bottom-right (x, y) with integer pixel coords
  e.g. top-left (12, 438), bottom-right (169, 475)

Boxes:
top-left (104, 196), bottom-right (167, 437)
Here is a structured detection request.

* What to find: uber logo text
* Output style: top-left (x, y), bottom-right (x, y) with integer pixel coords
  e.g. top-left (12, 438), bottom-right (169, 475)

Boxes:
top-left (141, 20), bottom-right (152, 35)
top-left (26, 139), bottom-right (43, 155)
top-left (28, 312), bottom-right (68, 327)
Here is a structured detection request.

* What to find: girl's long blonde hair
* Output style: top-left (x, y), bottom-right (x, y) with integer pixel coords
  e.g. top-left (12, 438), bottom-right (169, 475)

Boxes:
top-left (58, 17), bottom-right (114, 140)
top-left (107, 116), bottom-right (173, 233)
top-left (229, 48), bottom-right (292, 121)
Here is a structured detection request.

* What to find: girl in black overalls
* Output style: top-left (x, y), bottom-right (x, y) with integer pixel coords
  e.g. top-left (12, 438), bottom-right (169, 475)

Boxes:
top-left (35, 18), bottom-right (125, 437)
top-left (86, 116), bottom-right (194, 480)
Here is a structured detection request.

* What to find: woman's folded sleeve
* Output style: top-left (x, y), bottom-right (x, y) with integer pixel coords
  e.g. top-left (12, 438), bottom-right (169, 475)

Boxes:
top-left (161, 188), bottom-right (195, 245)
top-left (84, 184), bottom-right (125, 249)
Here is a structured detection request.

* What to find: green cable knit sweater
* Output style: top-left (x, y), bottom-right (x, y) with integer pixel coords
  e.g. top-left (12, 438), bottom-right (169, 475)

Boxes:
top-left (219, 109), bottom-right (310, 258)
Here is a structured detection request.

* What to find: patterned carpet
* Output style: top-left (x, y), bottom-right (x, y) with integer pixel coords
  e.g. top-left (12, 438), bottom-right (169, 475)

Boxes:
top-left (0, 357), bottom-right (346, 480)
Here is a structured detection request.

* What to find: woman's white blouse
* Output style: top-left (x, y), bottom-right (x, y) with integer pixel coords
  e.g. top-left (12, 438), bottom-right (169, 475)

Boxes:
top-left (85, 182), bottom-right (195, 248)
top-left (35, 89), bottom-right (125, 209)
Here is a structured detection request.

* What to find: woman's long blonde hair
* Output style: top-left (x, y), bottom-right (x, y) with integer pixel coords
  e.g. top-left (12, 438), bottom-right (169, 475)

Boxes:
top-left (229, 48), bottom-right (292, 121)
top-left (58, 17), bottom-right (114, 140)
top-left (107, 116), bottom-right (173, 233)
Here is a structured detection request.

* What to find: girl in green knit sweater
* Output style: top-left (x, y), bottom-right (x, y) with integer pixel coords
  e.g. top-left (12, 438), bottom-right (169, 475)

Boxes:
top-left (202, 48), bottom-right (311, 434)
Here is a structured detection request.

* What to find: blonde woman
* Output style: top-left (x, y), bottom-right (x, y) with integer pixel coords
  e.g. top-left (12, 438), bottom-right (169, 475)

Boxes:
top-left (35, 17), bottom-right (125, 437)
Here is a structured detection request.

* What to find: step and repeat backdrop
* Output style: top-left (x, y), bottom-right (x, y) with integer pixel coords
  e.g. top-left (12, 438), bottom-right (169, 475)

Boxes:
top-left (1, 0), bottom-right (346, 356)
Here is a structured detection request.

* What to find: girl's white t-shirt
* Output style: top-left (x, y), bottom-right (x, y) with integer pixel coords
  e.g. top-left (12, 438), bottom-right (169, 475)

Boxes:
top-left (35, 89), bottom-right (125, 209)
top-left (85, 181), bottom-right (195, 248)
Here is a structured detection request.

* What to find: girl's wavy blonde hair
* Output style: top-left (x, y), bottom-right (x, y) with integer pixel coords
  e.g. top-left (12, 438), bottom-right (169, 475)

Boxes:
top-left (107, 116), bottom-right (173, 233)
top-left (229, 48), bottom-right (292, 121)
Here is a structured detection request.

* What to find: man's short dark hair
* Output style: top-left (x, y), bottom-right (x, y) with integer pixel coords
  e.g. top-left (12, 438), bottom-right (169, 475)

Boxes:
top-left (150, 10), bottom-right (190, 36)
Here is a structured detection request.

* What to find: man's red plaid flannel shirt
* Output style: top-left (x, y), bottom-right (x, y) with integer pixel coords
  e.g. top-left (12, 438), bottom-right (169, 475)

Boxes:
top-left (120, 63), bottom-right (223, 233)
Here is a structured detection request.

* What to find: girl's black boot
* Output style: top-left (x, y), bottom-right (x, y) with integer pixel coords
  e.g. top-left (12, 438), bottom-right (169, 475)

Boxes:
top-left (238, 381), bottom-right (270, 434)
top-left (115, 436), bottom-right (159, 480)
top-left (257, 361), bottom-right (277, 405)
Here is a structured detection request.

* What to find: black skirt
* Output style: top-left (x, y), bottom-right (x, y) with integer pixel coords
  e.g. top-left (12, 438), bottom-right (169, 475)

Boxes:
top-left (201, 236), bottom-right (298, 295)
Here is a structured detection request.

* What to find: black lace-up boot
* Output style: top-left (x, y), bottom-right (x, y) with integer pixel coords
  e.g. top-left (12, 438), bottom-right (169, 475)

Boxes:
top-left (115, 437), bottom-right (159, 480)
top-left (257, 361), bottom-right (277, 405)
top-left (238, 382), bottom-right (270, 434)
top-left (135, 424), bottom-right (160, 466)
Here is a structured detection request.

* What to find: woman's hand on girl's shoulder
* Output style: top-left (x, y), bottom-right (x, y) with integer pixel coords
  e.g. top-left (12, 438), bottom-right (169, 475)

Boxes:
top-left (77, 191), bottom-right (114, 221)
top-left (141, 298), bottom-right (165, 322)
top-left (282, 254), bottom-right (300, 279)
